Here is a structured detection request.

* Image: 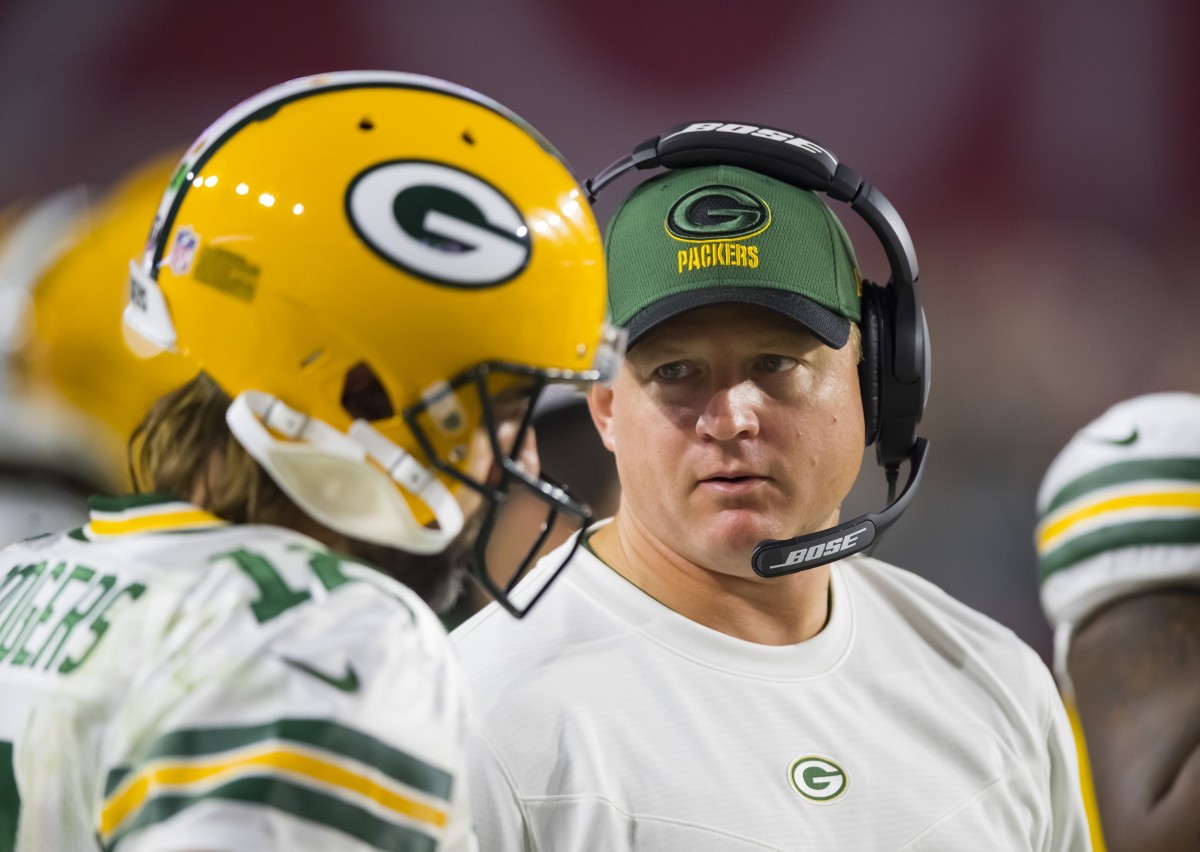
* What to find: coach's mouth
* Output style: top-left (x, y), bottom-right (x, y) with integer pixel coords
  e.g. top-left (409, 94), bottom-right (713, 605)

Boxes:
top-left (696, 472), bottom-right (771, 495)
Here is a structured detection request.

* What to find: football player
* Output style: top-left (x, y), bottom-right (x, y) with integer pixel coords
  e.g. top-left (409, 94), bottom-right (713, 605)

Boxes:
top-left (0, 71), bottom-right (614, 851)
top-left (1037, 392), bottom-right (1200, 852)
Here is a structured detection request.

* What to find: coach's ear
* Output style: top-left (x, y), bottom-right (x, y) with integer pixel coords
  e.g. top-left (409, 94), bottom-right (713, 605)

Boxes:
top-left (587, 383), bottom-right (617, 453)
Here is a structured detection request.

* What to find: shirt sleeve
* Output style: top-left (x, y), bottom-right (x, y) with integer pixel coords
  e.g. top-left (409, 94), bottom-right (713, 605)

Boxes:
top-left (96, 550), bottom-right (477, 852)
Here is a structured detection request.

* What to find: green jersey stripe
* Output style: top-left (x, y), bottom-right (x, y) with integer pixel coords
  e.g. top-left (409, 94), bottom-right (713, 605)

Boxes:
top-left (0, 740), bottom-right (19, 852)
top-left (87, 493), bottom-right (181, 513)
top-left (103, 775), bottom-right (438, 852)
top-left (1039, 517), bottom-right (1200, 580)
top-left (104, 718), bottom-right (453, 800)
top-left (105, 766), bottom-right (129, 798)
top-left (1042, 458), bottom-right (1200, 516)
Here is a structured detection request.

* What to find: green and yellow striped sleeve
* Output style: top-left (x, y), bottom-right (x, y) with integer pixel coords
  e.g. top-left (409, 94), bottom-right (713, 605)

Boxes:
top-left (100, 718), bottom-right (454, 851)
top-left (1036, 458), bottom-right (1200, 580)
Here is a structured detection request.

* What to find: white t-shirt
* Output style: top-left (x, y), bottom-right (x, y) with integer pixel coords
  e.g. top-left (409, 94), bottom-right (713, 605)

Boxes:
top-left (451, 534), bottom-right (1090, 852)
top-left (0, 493), bottom-right (476, 852)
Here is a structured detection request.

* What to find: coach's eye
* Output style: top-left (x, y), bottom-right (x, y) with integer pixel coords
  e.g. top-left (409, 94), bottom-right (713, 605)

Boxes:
top-left (758, 354), bottom-right (797, 373)
top-left (655, 361), bottom-right (693, 381)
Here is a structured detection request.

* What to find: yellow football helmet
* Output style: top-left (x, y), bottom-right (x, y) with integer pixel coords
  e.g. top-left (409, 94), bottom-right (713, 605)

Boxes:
top-left (125, 72), bottom-right (618, 616)
top-left (0, 155), bottom-right (194, 498)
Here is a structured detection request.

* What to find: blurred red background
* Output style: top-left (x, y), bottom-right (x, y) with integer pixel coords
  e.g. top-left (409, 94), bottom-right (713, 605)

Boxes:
top-left (2, 0), bottom-right (1198, 660)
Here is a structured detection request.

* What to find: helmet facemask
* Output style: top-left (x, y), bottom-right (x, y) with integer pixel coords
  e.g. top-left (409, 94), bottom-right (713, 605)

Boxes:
top-left (406, 361), bottom-right (605, 618)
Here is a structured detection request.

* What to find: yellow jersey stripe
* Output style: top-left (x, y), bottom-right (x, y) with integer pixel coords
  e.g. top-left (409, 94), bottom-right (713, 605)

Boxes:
top-left (87, 509), bottom-right (226, 538)
top-left (1037, 490), bottom-right (1200, 552)
top-left (100, 745), bottom-right (449, 841)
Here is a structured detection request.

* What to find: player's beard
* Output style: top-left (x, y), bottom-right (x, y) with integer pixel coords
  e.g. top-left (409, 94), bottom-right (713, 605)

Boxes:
top-left (338, 503), bottom-right (486, 616)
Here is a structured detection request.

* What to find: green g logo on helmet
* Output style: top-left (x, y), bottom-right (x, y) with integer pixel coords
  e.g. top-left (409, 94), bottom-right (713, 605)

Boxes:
top-left (347, 160), bottom-right (532, 288)
top-left (666, 185), bottom-right (770, 242)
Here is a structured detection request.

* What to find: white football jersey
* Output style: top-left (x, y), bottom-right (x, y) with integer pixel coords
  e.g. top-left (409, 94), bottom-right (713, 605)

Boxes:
top-left (452, 534), bottom-right (1090, 852)
top-left (0, 493), bottom-right (476, 852)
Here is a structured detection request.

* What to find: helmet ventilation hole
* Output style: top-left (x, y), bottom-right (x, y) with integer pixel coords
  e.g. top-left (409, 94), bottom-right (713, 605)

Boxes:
top-left (341, 362), bottom-right (395, 421)
top-left (462, 130), bottom-right (475, 145)
top-left (359, 117), bottom-right (374, 131)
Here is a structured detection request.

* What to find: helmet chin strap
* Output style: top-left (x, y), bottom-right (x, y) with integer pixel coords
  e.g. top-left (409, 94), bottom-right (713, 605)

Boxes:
top-left (226, 391), bottom-right (464, 554)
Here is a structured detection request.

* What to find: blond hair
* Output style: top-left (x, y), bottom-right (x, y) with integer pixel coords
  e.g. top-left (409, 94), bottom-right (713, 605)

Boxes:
top-left (849, 322), bottom-right (863, 363)
top-left (130, 373), bottom-right (304, 527)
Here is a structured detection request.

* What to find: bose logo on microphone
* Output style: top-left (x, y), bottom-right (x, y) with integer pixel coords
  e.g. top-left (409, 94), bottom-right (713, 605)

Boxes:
top-left (666, 123), bottom-right (835, 161)
top-left (767, 526), bottom-right (870, 571)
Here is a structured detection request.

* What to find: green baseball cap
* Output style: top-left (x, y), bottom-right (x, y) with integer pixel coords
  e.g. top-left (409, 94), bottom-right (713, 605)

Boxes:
top-left (605, 164), bottom-right (862, 349)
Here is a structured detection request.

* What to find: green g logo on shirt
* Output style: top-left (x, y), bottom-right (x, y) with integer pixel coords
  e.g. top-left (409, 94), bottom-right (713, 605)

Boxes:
top-left (788, 755), bottom-right (849, 803)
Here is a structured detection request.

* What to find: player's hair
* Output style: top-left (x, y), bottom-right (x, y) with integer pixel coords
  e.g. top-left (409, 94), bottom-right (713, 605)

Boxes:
top-left (129, 372), bottom-right (470, 611)
top-left (130, 373), bottom-right (306, 528)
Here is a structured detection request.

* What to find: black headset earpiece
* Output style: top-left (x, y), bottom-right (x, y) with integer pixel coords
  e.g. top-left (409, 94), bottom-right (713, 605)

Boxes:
top-left (858, 282), bottom-right (885, 449)
top-left (585, 121), bottom-right (930, 576)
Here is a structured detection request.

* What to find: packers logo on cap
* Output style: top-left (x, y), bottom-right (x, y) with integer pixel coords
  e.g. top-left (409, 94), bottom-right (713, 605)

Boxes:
top-left (666, 185), bottom-right (770, 242)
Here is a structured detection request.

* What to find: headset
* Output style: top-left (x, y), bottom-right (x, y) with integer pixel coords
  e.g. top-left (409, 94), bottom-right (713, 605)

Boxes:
top-left (585, 121), bottom-right (930, 577)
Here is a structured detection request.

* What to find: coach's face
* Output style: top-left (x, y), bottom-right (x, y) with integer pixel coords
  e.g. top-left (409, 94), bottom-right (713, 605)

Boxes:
top-left (589, 303), bottom-right (863, 577)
